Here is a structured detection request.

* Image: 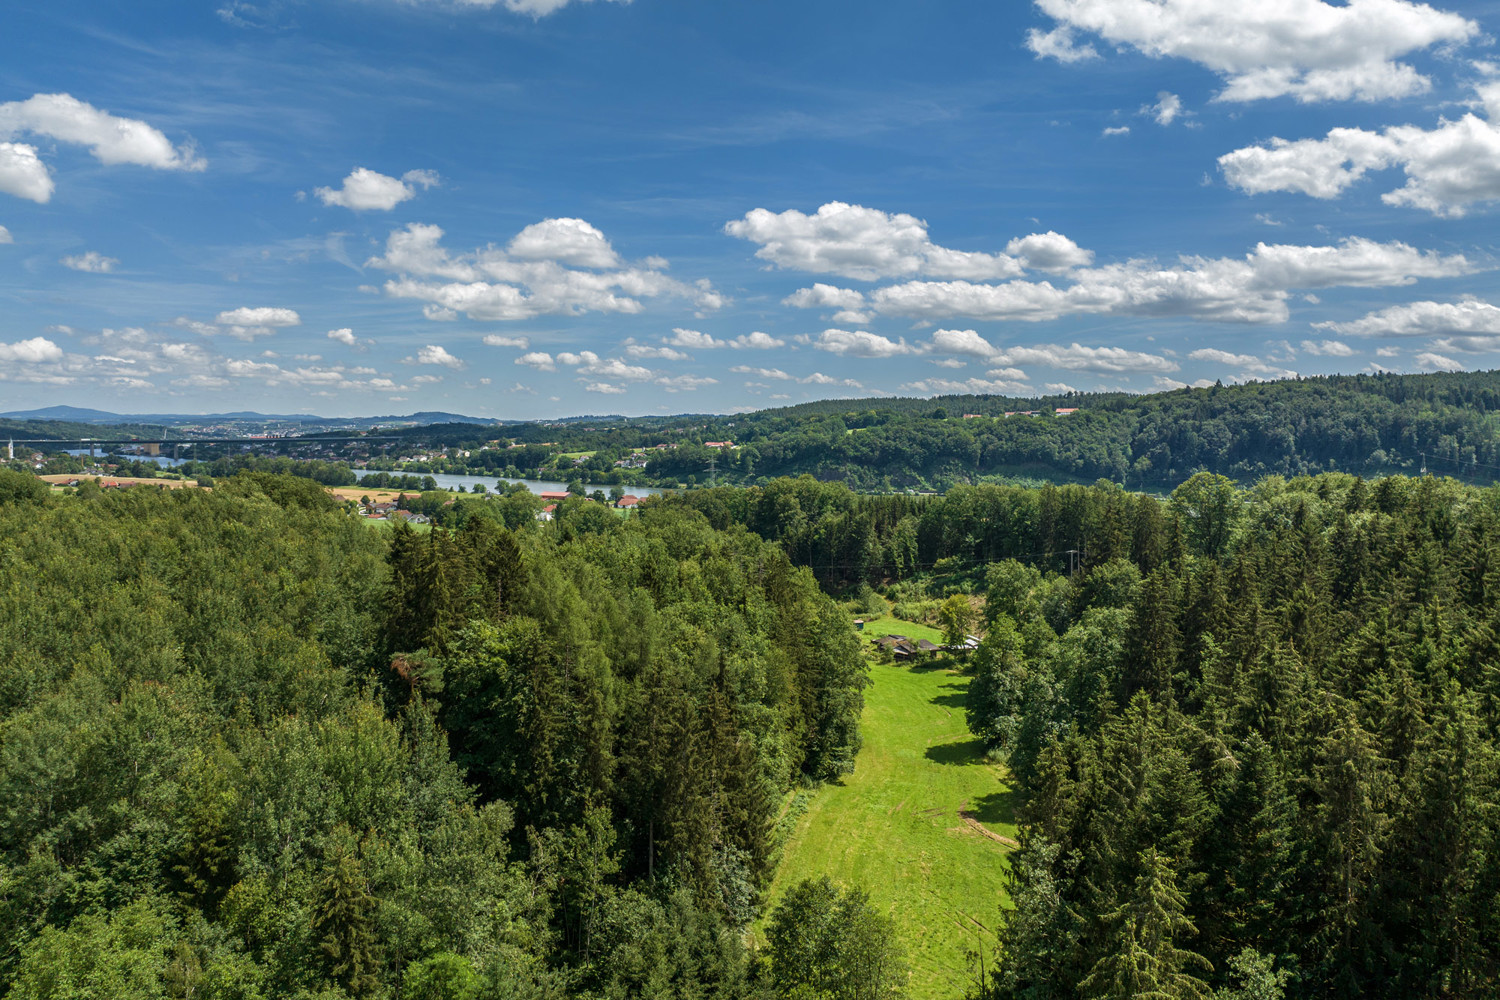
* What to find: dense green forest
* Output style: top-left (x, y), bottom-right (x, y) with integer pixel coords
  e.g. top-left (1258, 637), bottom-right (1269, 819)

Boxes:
top-left (962, 471), bottom-right (1500, 999)
top-left (0, 468), bottom-right (872, 998)
top-left (5, 462), bottom-right (1500, 999)
top-left (665, 471), bottom-right (1500, 998)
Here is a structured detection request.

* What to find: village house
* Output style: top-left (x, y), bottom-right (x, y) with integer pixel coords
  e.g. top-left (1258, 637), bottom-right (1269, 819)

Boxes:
top-left (872, 634), bottom-right (919, 659)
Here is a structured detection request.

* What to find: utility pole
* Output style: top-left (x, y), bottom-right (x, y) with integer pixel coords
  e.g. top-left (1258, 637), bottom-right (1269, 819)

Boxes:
top-left (1066, 548), bottom-right (1080, 577)
top-left (705, 454), bottom-right (718, 487)
top-left (1420, 451), bottom-right (1427, 475)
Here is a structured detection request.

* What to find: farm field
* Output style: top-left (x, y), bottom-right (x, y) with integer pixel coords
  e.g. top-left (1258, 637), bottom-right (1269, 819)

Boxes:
top-left (327, 485), bottom-right (417, 503)
top-left (763, 627), bottom-right (1015, 1000)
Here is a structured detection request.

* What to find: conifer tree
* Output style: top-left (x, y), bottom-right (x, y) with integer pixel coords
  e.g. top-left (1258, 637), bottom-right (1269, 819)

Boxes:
top-left (1122, 570), bottom-right (1182, 707)
top-left (1301, 707), bottom-right (1388, 997)
top-left (1079, 847), bottom-right (1211, 1000)
top-left (313, 840), bottom-right (381, 997)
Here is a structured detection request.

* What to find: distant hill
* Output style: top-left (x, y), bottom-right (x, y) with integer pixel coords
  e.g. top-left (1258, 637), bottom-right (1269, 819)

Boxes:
top-left (366, 411), bottom-right (503, 426)
top-left (0, 406), bottom-right (139, 424)
top-left (509, 369), bottom-right (1500, 491)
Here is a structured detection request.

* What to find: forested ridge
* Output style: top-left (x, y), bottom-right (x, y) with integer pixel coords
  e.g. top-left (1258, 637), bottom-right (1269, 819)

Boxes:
top-left (286, 370), bottom-right (1500, 491)
top-left (5, 463), bottom-right (1500, 999)
top-left (642, 370), bottom-right (1500, 490)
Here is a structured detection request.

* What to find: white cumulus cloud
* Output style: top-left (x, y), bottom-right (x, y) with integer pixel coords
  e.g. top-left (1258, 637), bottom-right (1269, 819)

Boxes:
top-left (516, 351), bottom-right (556, 371)
top-left (60, 251), bottom-right (117, 273)
top-left (483, 334), bottom-right (531, 348)
top-left (217, 306), bottom-right (301, 328)
top-left (0, 143), bottom-right (52, 203)
top-left (726, 202), bottom-right (1025, 282)
top-left (0, 225), bottom-right (10, 244)
top-left (1149, 92), bottom-right (1184, 125)
top-left (782, 283), bottom-right (868, 310)
top-left (1190, 348), bottom-right (1261, 366)
top-left (368, 221), bottom-right (719, 321)
top-left (0, 93), bottom-right (205, 172)
top-left (929, 328), bottom-right (999, 358)
top-left (1300, 339), bottom-right (1355, 356)
top-left (413, 344), bottom-right (464, 369)
top-left (733, 331), bottom-right (785, 349)
top-left (656, 374), bottom-right (718, 392)
top-left (315, 167), bottom-right (439, 211)
top-left (1415, 351), bottom-right (1464, 371)
top-left (507, 217), bottom-right (621, 269)
top-left (1003, 231), bottom-right (1094, 272)
top-left (813, 328), bottom-right (912, 358)
top-left (999, 343), bottom-right (1178, 374)
top-left (1025, 26), bottom-right (1099, 64)
top-left (901, 376), bottom-right (1033, 395)
top-left (800, 372), bottom-right (864, 388)
top-left (0, 337), bottom-right (63, 363)
top-left (730, 365), bottom-right (794, 380)
top-left (582, 357), bottom-right (652, 381)
top-left (665, 328), bottom-right (726, 349)
top-left (177, 307), bottom-right (301, 341)
top-left (868, 238), bottom-right (1472, 325)
top-left (1189, 347), bottom-right (1298, 377)
top-left (1028, 0), bottom-right (1479, 103)
top-left (625, 343), bottom-right (691, 360)
top-left (1220, 93), bottom-right (1500, 217)
top-left (477, 0), bottom-right (630, 18)
top-left (1314, 298), bottom-right (1500, 340)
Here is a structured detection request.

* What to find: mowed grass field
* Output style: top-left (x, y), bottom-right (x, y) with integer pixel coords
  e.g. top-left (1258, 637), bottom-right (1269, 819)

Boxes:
top-left (763, 623), bottom-right (1016, 999)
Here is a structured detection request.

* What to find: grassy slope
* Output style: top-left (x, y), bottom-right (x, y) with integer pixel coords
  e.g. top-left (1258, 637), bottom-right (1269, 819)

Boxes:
top-left (764, 626), bottom-right (1016, 999)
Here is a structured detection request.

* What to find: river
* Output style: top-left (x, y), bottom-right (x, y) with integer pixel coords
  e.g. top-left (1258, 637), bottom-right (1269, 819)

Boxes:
top-left (353, 469), bottom-right (672, 497)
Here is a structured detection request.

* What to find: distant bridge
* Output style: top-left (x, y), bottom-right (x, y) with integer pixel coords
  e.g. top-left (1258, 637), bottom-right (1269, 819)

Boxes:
top-left (6, 436), bottom-right (402, 457)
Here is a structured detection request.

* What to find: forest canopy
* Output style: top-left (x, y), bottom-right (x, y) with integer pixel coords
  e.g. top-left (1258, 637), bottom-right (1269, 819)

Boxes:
top-left (3, 466), bottom-right (1500, 999)
top-left (0, 473), bottom-right (865, 999)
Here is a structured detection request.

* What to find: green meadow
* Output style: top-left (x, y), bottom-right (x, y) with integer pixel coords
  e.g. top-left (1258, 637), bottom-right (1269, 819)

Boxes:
top-left (763, 626), bottom-right (1016, 999)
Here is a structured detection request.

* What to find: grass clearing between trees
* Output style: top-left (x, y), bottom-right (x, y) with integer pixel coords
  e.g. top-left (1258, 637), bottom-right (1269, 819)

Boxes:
top-left (762, 625), bottom-right (1016, 999)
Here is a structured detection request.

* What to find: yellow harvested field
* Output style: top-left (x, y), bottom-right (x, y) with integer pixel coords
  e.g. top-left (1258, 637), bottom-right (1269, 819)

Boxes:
top-left (326, 486), bottom-right (419, 503)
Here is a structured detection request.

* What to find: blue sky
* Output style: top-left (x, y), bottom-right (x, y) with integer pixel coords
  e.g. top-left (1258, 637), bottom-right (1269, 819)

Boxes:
top-left (3, 0), bottom-right (1500, 418)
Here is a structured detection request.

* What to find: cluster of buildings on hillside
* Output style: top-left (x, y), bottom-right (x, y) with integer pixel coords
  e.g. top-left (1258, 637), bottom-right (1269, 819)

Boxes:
top-left (535, 491), bottom-right (642, 521)
top-left (961, 408), bottom-right (1079, 419)
top-left (864, 630), bottom-right (981, 659)
top-left (357, 499), bottom-right (431, 524)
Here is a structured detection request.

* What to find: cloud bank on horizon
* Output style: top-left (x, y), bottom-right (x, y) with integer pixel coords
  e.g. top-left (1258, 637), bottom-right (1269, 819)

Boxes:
top-left (2, 0), bottom-right (1499, 414)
